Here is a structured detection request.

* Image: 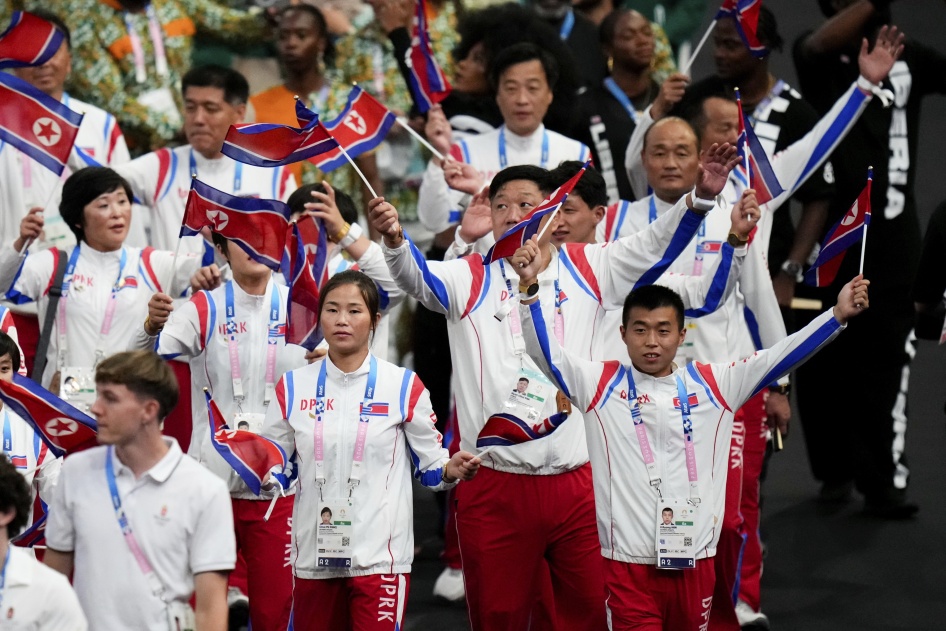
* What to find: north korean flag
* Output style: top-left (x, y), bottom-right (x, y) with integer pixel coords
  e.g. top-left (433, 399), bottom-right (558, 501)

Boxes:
top-left (310, 86), bottom-right (396, 173)
top-left (475, 411), bottom-right (568, 449)
top-left (181, 178), bottom-right (291, 271)
top-left (735, 88), bottom-right (783, 205)
top-left (284, 217), bottom-right (329, 351)
top-left (0, 72), bottom-right (83, 176)
top-left (805, 169), bottom-right (872, 287)
top-left (405, 0), bottom-right (451, 112)
top-left (222, 99), bottom-right (339, 167)
top-left (205, 390), bottom-right (290, 496)
top-left (716, 0), bottom-right (767, 57)
top-left (0, 374), bottom-right (98, 458)
top-left (0, 11), bottom-right (65, 69)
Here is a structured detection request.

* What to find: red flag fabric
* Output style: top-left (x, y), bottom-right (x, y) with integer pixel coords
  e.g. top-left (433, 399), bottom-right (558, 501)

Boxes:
top-left (0, 11), bottom-right (65, 69)
top-left (0, 374), bottom-right (98, 458)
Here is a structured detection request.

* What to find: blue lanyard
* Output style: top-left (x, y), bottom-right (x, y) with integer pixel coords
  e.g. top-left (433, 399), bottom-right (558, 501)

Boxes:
top-left (105, 447), bottom-right (131, 535)
top-left (498, 126), bottom-right (549, 169)
top-left (603, 77), bottom-right (639, 123)
top-left (224, 281), bottom-right (280, 335)
top-left (190, 149), bottom-right (242, 194)
top-left (648, 196), bottom-right (657, 224)
top-left (0, 546), bottom-right (10, 610)
top-left (64, 246), bottom-right (129, 298)
top-left (559, 8), bottom-right (575, 40)
top-left (2, 411), bottom-right (10, 454)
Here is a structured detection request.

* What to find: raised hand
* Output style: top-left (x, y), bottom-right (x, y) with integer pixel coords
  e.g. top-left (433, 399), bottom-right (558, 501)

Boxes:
top-left (833, 274), bottom-right (870, 324)
top-left (651, 72), bottom-right (690, 119)
top-left (458, 188), bottom-right (493, 243)
top-left (304, 182), bottom-right (345, 238)
top-left (145, 292), bottom-right (174, 336)
top-left (858, 25), bottom-right (904, 85)
top-left (695, 142), bottom-right (740, 202)
top-left (730, 189), bottom-right (760, 239)
top-left (425, 105), bottom-right (453, 160)
top-left (443, 157), bottom-right (486, 195)
top-left (367, 197), bottom-right (403, 247)
top-left (190, 264), bottom-right (222, 294)
top-left (510, 237), bottom-right (543, 282)
top-left (14, 207), bottom-right (43, 252)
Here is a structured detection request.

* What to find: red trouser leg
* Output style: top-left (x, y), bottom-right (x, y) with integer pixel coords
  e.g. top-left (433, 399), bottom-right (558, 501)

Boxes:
top-left (290, 574), bottom-right (410, 631)
top-left (455, 465), bottom-right (606, 631)
top-left (737, 399), bottom-right (768, 612)
top-left (605, 558), bottom-right (715, 630)
top-left (233, 495), bottom-right (294, 631)
top-left (441, 408), bottom-right (462, 570)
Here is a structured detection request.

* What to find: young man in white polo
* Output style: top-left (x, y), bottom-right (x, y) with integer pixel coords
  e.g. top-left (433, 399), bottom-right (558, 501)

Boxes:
top-left (45, 350), bottom-right (235, 631)
top-left (0, 453), bottom-right (85, 629)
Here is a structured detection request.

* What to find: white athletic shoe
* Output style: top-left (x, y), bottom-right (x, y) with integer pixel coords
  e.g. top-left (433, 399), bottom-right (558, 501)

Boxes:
top-left (735, 599), bottom-right (770, 631)
top-left (432, 567), bottom-right (465, 602)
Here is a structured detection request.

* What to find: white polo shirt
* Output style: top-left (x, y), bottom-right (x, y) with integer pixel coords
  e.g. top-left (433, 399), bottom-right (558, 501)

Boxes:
top-left (46, 439), bottom-right (236, 631)
top-left (0, 545), bottom-right (87, 629)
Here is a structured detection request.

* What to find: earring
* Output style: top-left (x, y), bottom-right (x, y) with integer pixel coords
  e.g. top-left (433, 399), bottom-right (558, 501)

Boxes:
top-left (607, 56), bottom-right (613, 72)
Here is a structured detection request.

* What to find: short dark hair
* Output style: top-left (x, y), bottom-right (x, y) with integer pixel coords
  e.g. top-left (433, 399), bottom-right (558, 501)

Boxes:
top-left (755, 6), bottom-right (783, 54)
top-left (182, 64), bottom-right (249, 106)
top-left (29, 9), bottom-right (71, 46)
top-left (0, 332), bottom-right (21, 374)
top-left (489, 42), bottom-right (559, 92)
top-left (319, 270), bottom-right (381, 337)
top-left (287, 183), bottom-right (358, 225)
top-left (0, 455), bottom-right (31, 537)
top-left (672, 82), bottom-right (734, 147)
top-left (599, 8), bottom-right (633, 47)
top-left (321, 506), bottom-right (332, 516)
top-left (518, 377), bottom-right (529, 383)
top-left (546, 161), bottom-right (607, 209)
top-left (622, 284), bottom-right (685, 330)
top-left (95, 351), bottom-right (179, 421)
top-left (488, 165), bottom-right (550, 200)
top-left (277, 4), bottom-right (336, 66)
top-left (59, 167), bottom-right (133, 244)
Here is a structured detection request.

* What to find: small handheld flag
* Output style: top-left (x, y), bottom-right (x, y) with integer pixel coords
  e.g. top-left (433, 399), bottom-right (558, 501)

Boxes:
top-left (181, 178), bottom-right (291, 271)
top-left (735, 87), bottom-right (783, 205)
top-left (804, 167), bottom-right (872, 287)
top-left (0, 72), bottom-right (83, 176)
top-left (284, 217), bottom-right (329, 351)
top-left (0, 374), bottom-right (98, 458)
top-left (0, 11), bottom-right (65, 69)
top-left (310, 86), bottom-right (396, 172)
top-left (475, 412), bottom-right (568, 449)
top-left (405, 0), bottom-right (451, 112)
top-left (483, 162), bottom-right (589, 265)
top-left (716, 0), bottom-right (766, 57)
top-left (205, 390), bottom-right (290, 496)
top-left (222, 99), bottom-right (339, 167)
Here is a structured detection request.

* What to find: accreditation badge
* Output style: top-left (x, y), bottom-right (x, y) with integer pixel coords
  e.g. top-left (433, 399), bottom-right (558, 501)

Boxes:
top-left (60, 367), bottom-right (96, 413)
top-left (504, 367), bottom-right (554, 422)
top-left (316, 498), bottom-right (354, 569)
top-left (655, 498), bottom-right (699, 570)
top-left (232, 412), bottom-right (265, 435)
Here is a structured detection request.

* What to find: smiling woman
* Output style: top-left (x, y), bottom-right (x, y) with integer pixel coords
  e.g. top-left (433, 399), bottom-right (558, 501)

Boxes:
top-left (0, 167), bottom-right (204, 399)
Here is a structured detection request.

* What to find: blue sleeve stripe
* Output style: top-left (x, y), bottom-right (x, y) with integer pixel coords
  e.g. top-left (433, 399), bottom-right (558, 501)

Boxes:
top-left (158, 151), bottom-right (178, 202)
top-left (458, 140), bottom-right (470, 163)
top-left (399, 370), bottom-right (411, 421)
top-left (286, 371), bottom-right (295, 414)
top-left (558, 253), bottom-right (598, 301)
top-left (3, 256), bottom-right (30, 304)
top-left (684, 243), bottom-right (734, 318)
top-left (448, 210), bottom-right (462, 223)
top-left (794, 90), bottom-right (866, 190)
top-left (408, 442), bottom-right (444, 487)
top-left (599, 366), bottom-right (626, 408)
top-left (206, 297), bottom-right (217, 348)
top-left (407, 235), bottom-right (451, 312)
top-left (687, 363), bottom-right (720, 410)
top-left (376, 284), bottom-right (390, 311)
top-left (529, 301), bottom-right (571, 399)
top-left (469, 263), bottom-right (491, 315)
top-left (742, 304), bottom-right (763, 350)
top-left (634, 209), bottom-right (704, 290)
top-left (615, 200), bottom-right (630, 237)
top-left (750, 317), bottom-right (841, 397)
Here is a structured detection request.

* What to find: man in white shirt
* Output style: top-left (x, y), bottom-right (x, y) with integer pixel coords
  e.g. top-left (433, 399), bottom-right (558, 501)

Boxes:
top-left (0, 452), bottom-right (85, 629)
top-left (113, 65), bottom-right (296, 263)
top-left (45, 350), bottom-right (235, 631)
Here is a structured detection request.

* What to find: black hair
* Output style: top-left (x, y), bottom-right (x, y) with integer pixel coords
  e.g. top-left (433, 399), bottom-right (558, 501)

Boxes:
top-left (546, 161), bottom-right (607, 209)
top-left (277, 4), bottom-right (336, 66)
top-left (321, 506), bottom-right (332, 516)
top-left (59, 167), bottom-right (133, 244)
top-left (518, 377), bottom-right (529, 383)
top-left (488, 42), bottom-right (559, 92)
top-left (0, 455), bottom-right (31, 537)
top-left (182, 64), bottom-right (249, 106)
top-left (318, 270), bottom-right (381, 337)
top-left (755, 6), bottom-right (783, 53)
top-left (671, 81), bottom-right (734, 147)
top-left (622, 284), bottom-right (685, 330)
top-left (0, 332), bottom-right (20, 374)
top-left (599, 8), bottom-right (634, 46)
top-left (287, 183), bottom-right (358, 225)
top-left (488, 164), bottom-right (550, 200)
top-left (28, 9), bottom-right (70, 46)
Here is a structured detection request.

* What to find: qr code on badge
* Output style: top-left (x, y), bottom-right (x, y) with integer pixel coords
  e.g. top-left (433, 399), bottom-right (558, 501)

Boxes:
top-left (684, 537), bottom-right (693, 546)
top-left (342, 537), bottom-right (350, 547)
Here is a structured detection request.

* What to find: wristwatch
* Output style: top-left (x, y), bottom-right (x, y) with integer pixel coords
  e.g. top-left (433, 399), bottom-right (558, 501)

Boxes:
top-left (780, 259), bottom-right (804, 283)
top-left (768, 384), bottom-right (791, 396)
top-left (339, 222), bottom-right (363, 248)
top-left (727, 232), bottom-right (748, 247)
top-left (518, 281), bottom-right (539, 297)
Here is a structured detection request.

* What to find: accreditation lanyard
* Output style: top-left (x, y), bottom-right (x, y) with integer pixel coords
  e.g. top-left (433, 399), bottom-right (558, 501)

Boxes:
top-left (190, 150), bottom-right (242, 194)
top-left (602, 77), bottom-right (639, 124)
top-left (58, 247), bottom-right (130, 367)
top-left (105, 447), bottom-right (166, 599)
top-left (225, 281), bottom-right (281, 404)
top-left (494, 260), bottom-right (565, 355)
top-left (627, 370), bottom-right (700, 503)
top-left (0, 546), bottom-right (10, 611)
top-left (649, 196), bottom-right (706, 275)
top-left (2, 411), bottom-right (10, 454)
top-left (747, 79), bottom-right (786, 126)
top-left (498, 126), bottom-right (549, 170)
top-left (559, 8), bottom-right (575, 40)
top-left (313, 356), bottom-right (379, 494)
top-left (124, 4), bottom-right (169, 84)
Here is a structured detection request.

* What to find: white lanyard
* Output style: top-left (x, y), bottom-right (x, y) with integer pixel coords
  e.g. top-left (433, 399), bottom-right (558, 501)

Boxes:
top-left (747, 79), bottom-right (786, 125)
top-left (313, 356), bottom-right (379, 495)
top-left (57, 247), bottom-right (133, 369)
top-left (124, 4), bottom-right (169, 84)
top-left (627, 370), bottom-right (700, 503)
top-left (224, 281), bottom-right (281, 405)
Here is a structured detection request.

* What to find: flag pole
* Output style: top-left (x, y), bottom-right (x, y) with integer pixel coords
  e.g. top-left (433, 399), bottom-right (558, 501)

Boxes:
top-left (680, 19), bottom-right (717, 75)
top-left (476, 445), bottom-right (496, 459)
top-left (162, 238), bottom-right (185, 296)
top-left (735, 87), bottom-right (750, 189)
top-left (396, 116), bottom-right (445, 161)
top-left (339, 145), bottom-right (379, 199)
top-left (858, 166), bottom-right (873, 275)
top-left (534, 205), bottom-right (563, 243)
